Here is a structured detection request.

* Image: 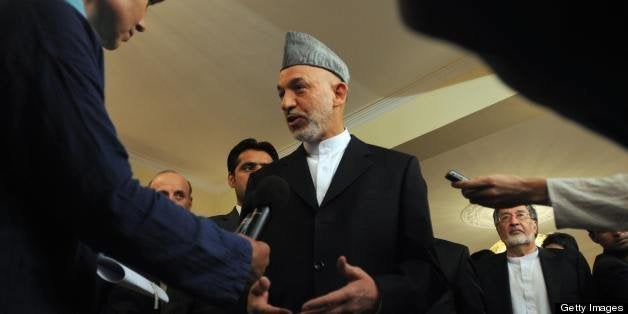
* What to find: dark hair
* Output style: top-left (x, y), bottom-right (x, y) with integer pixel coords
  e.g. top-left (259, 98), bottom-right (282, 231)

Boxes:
top-left (542, 232), bottom-right (580, 251)
top-left (227, 138), bottom-right (279, 174)
top-left (470, 249), bottom-right (495, 262)
top-left (493, 204), bottom-right (538, 225)
top-left (148, 169), bottom-right (192, 196)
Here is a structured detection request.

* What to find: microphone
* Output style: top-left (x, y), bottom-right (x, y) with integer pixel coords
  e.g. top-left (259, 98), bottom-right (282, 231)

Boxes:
top-left (236, 175), bottom-right (290, 239)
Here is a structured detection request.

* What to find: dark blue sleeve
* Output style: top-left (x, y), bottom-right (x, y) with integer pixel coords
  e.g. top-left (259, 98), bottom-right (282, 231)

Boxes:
top-left (0, 0), bottom-right (251, 303)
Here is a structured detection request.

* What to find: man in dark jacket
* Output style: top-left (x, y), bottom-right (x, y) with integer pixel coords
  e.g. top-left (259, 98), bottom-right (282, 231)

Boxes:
top-left (245, 31), bottom-right (443, 313)
top-left (473, 205), bottom-right (590, 314)
top-left (588, 230), bottom-right (628, 303)
top-left (428, 239), bottom-right (486, 314)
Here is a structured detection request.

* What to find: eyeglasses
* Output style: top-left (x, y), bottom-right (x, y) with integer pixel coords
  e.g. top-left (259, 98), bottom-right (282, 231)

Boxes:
top-left (496, 211), bottom-right (533, 224)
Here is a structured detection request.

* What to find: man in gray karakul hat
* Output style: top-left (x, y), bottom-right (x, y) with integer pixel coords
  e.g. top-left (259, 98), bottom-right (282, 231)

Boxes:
top-left (243, 31), bottom-right (442, 313)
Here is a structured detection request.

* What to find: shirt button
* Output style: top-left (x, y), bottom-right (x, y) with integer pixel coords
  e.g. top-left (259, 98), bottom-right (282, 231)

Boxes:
top-left (313, 261), bottom-right (326, 271)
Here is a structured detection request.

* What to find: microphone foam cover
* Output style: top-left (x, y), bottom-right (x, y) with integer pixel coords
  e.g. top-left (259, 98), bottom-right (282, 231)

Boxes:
top-left (252, 175), bottom-right (290, 208)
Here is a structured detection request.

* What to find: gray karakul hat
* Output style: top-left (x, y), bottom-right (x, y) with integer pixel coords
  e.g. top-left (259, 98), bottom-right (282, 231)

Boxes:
top-left (281, 31), bottom-right (350, 83)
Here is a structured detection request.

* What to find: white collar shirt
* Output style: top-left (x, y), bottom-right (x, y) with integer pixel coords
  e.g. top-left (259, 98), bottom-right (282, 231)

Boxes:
top-left (507, 248), bottom-right (551, 314)
top-left (303, 129), bottom-right (351, 205)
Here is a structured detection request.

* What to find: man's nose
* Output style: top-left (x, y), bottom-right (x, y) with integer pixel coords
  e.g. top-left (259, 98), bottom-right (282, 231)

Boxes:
top-left (281, 94), bottom-right (296, 113)
top-left (136, 19), bottom-right (146, 32)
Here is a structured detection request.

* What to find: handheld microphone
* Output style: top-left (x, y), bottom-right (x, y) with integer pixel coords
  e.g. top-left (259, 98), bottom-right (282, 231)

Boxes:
top-left (236, 175), bottom-right (290, 239)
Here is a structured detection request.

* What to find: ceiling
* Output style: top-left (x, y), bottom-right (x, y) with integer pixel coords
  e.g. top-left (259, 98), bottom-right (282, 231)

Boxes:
top-left (104, 0), bottom-right (627, 264)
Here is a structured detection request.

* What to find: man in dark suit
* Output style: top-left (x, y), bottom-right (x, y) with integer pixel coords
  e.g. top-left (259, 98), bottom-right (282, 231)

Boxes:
top-left (428, 239), bottom-right (486, 314)
top-left (588, 230), bottom-right (628, 303)
top-left (214, 138), bottom-right (279, 232)
top-left (473, 205), bottom-right (591, 314)
top-left (244, 31), bottom-right (441, 313)
top-left (161, 141), bottom-right (278, 314)
top-left (0, 1), bottom-right (269, 312)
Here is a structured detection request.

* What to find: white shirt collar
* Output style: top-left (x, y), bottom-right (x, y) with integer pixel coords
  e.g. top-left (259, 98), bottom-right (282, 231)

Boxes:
top-left (235, 204), bottom-right (242, 215)
top-left (303, 129), bottom-right (351, 157)
top-left (507, 247), bottom-right (539, 263)
top-left (506, 247), bottom-right (550, 314)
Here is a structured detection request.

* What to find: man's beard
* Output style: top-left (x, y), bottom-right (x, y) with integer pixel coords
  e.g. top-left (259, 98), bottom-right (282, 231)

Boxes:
top-left (504, 232), bottom-right (534, 248)
top-left (291, 105), bottom-right (332, 143)
top-left (294, 119), bottom-right (323, 142)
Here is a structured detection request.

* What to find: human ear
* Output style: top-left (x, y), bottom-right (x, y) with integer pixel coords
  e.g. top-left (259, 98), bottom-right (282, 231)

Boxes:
top-left (333, 82), bottom-right (348, 107)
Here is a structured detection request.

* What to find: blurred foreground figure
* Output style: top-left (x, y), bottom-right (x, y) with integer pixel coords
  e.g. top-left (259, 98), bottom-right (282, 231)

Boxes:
top-left (0, 0), bottom-right (268, 312)
top-left (398, 0), bottom-right (627, 147)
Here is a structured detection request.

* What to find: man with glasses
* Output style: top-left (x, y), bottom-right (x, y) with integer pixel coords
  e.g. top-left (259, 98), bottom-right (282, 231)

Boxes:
top-left (473, 205), bottom-right (591, 314)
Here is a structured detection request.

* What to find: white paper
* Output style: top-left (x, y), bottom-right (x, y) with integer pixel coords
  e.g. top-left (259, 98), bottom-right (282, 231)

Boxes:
top-left (96, 254), bottom-right (169, 303)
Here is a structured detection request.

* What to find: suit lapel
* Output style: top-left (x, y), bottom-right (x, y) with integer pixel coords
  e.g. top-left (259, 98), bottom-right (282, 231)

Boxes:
top-left (281, 145), bottom-right (318, 210)
top-left (539, 248), bottom-right (561, 306)
top-left (227, 207), bottom-right (239, 220)
top-left (320, 136), bottom-right (372, 207)
top-left (496, 253), bottom-right (513, 313)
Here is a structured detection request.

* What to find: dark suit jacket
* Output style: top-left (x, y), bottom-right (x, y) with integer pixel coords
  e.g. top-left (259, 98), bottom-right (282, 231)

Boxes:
top-left (473, 248), bottom-right (591, 314)
top-left (427, 239), bottom-right (486, 314)
top-left (1, 1), bottom-right (250, 312)
top-left (244, 136), bottom-right (442, 313)
top-left (212, 207), bottom-right (241, 232)
top-left (591, 251), bottom-right (628, 303)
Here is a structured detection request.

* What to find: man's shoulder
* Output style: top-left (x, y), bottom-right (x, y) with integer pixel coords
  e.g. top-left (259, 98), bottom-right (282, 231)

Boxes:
top-left (473, 251), bottom-right (505, 270)
top-left (6, 0), bottom-right (88, 32)
top-left (3, 0), bottom-right (96, 53)
top-left (209, 209), bottom-right (240, 232)
top-left (594, 252), bottom-right (628, 270)
top-left (434, 238), bottom-right (468, 255)
top-left (4, 0), bottom-right (65, 14)
top-left (540, 247), bottom-right (583, 261)
top-left (472, 252), bottom-right (506, 289)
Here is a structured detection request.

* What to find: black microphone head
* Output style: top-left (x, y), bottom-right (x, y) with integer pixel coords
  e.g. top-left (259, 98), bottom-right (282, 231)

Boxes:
top-left (251, 175), bottom-right (290, 209)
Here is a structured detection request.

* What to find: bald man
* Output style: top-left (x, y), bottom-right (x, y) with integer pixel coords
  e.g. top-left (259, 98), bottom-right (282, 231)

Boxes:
top-left (149, 170), bottom-right (193, 210)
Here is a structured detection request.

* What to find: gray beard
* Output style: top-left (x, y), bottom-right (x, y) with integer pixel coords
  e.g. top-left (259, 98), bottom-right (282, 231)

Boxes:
top-left (504, 233), bottom-right (533, 248)
top-left (293, 120), bottom-right (324, 143)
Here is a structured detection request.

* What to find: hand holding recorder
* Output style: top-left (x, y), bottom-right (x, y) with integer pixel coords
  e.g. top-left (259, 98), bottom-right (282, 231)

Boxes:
top-left (447, 170), bottom-right (548, 208)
